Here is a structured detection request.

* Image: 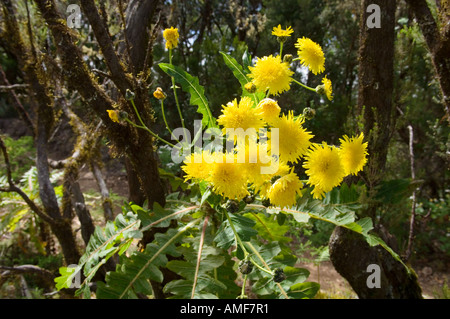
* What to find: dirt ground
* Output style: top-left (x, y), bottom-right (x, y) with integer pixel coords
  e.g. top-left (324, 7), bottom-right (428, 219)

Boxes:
top-left (301, 259), bottom-right (449, 299)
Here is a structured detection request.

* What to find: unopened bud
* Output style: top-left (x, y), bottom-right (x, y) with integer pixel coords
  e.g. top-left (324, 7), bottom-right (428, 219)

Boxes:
top-left (125, 89), bottom-right (135, 101)
top-left (119, 111), bottom-right (129, 121)
top-left (283, 54), bottom-right (293, 64)
top-left (273, 268), bottom-right (286, 283)
top-left (315, 84), bottom-right (326, 96)
top-left (244, 82), bottom-right (257, 94)
top-left (153, 87), bottom-right (167, 100)
top-left (277, 36), bottom-right (288, 44)
top-left (302, 107), bottom-right (316, 120)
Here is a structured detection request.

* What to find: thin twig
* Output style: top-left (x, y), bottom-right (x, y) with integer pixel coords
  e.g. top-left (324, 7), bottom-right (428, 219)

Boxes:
top-left (0, 136), bottom-right (52, 224)
top-left (0, 84), bottom-right (29, 91)
top-left (192, 215), bottom-right (209, 298)
top-left (405, 124), bottom-right (417, 261)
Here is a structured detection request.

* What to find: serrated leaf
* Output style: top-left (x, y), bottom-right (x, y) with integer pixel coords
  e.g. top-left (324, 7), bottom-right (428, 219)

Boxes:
top-left (214, 213), bottom-right (258, 249)
top-left (159, 63), bottom-right (216, 128)
top-left (54, 266), bottom-right (81, 290)
top-left (219, 51), bottom-right (264, 106)
top-left (96, 220), bottom-right (199, 299)
top-left (288, 281), bottom-right (320, 299)
top-left (244, 212), bottom-right (291, 243)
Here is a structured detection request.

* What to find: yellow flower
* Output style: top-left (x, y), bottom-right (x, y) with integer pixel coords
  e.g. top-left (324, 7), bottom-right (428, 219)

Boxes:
top-left (207, 153), bottom-right (249, 200)
top-left (153, 87), bottom-right (167, 100)
top-left (322, 76), bottom-right (333, 101)
top-left (338, 133), bottom-right (368, 176)
top-left (272, 25), bottom-right (294, 38)
top-left (271, 111), bottom-right (313, 163)
top-left (217, 97), bottom-right (264, 143)
top-left (303, 143), bottom-right (346, 194)
top-left (249, 55), bottom-right (294, 96)
top-left (256, 98), bottom-right (281, 125)
top-left (267, 172), bottom-right (303, 209)
top-left (244, 82), bottom-right (257, 93)
top-left (310, 185), bottom-right (326, 200)
top-left (163, 27), bottom-right (179, 49)
top-left (107, 109), bottom-right (119, 123)
top-left (295, 37), bottom-right (325, 75)
top-left (181, 151), bottom-right (214, 182)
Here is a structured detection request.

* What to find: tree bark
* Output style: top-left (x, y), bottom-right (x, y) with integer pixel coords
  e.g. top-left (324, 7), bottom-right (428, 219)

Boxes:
top-left (404, 0), bottom-right (450, 122)
top-left (329, 0), bottom-right (423, 299)
top-left (34, 0), bottom-right (166, 209)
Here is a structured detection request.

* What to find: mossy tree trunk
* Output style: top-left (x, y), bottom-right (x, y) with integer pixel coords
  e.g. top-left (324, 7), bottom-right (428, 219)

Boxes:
top-left (328, 0), bottom-right (423, 299)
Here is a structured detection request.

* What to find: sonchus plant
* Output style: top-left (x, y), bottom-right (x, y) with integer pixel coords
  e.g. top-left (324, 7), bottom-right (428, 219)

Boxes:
top-left (57, 25), bottom-right (409, 299)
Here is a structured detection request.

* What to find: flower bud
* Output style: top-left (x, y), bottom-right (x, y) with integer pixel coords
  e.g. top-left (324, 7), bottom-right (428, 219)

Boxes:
top-left (315, 84), bottom-right (326, 96)
top-left (153, 87), bottom-right (167, 100)
top-left (277, 36), bottom-right (288, 44)
top-left (238, 259), bottom-right (253, 275)
top-left (107, 109), bottom-right (119, 123)
top-left (244, 82), bottom-right (257, 94)
top-left (283, 54), bottom-right (293, 64)
top-left (273, 268), bottom-right (286, 283)
top-left (119, 111), bottom-right (129, 121)
top-left (125, 89), bottom-right (135, 101)
top-left (225, 200), bottom-right (240, 213)
top-left (302, 107), bottom-right (316, 120)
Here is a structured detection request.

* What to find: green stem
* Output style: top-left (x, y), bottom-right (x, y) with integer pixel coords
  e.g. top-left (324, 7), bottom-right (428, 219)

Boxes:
top-left (240, 274), bottom-right (248, 298)
top-left (160, 99), bottom-right (178, 142)
top-left (125, 118), bottom-right (177, 148)
top-left (247, 242), bottom-right (289, 299)
top-left (292, 78), bottom-right (317, 93)
top-left (169, 49), bottom-right (186, 130)
top-left (279, 42), bottom-right (284, 58)
top-left (223, 210), bottom-right (248, 257)
top-left (248, 256), bottom-right (273, 275)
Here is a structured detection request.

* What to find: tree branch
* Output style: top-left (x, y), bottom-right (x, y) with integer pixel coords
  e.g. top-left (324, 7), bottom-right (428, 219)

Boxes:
top-left (0, 136), bottom-right (53, 224)
top-left (405, 0), bottom-right (450, 121)
top-left (79, 0), bottom-right (134, 97)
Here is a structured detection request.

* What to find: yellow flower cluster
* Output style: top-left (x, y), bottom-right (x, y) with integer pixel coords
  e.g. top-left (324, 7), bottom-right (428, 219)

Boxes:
top-left (182, 95), bottom-right (368, 208)
top-left (163, 27), bottom-right (179, 50)
top-left (178, 25), bottom-right (368, 209)
top-left (250, 26), bottom-right (332, 101)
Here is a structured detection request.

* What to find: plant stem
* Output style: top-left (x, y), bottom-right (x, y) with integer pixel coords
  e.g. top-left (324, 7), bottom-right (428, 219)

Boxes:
top-left (223, 210), bottom-right (249, 257)
top-left (160, 99), bottom-right (178, 142)
top-left (292, 78), bottom-right (317, 93)
top-left (169, 49), bottom-right (186, 130)
top-left (240, 274), bottom-right (248, 298)
top-left (192, 215), bottom-right (209, 299)
top-left (125, 118), bottom-right (177, 149)
top-left (247, 242), bottom-right (289, 299)
top-left (279, 42), bottom-right (284, 58)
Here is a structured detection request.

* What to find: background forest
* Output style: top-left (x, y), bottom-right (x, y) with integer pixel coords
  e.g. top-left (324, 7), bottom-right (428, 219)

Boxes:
top-left (0, 0), bottom-right (448, 299)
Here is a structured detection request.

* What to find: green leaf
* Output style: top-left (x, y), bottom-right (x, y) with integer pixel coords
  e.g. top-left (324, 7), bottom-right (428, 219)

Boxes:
top-left (219, 51), bottom-right (264, 106)
top-left (54, 266), bottom-right (81, 290)
top-left (53, 213), bottom-right (141, 292)
top-left (280, 266), bottom-right (310, 290)
top-left (159, 63), bottom-right (216, 129)
top-left (288, 282), bottom-right (320, 299)
top-left (244, 212), bottom-right (291, 243)
top-left (214, 213), bottom-right (258, 249)
top-left (96, 220), bottom-right (199, 299)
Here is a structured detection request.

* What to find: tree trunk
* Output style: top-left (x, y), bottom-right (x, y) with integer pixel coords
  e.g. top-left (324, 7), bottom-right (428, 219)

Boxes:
top-left (329, 227), bottom-right (423, 299)
top-left (328, 0), bottom-right (423, 299)
top-left (404, 0), bottom-right (450, 122)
